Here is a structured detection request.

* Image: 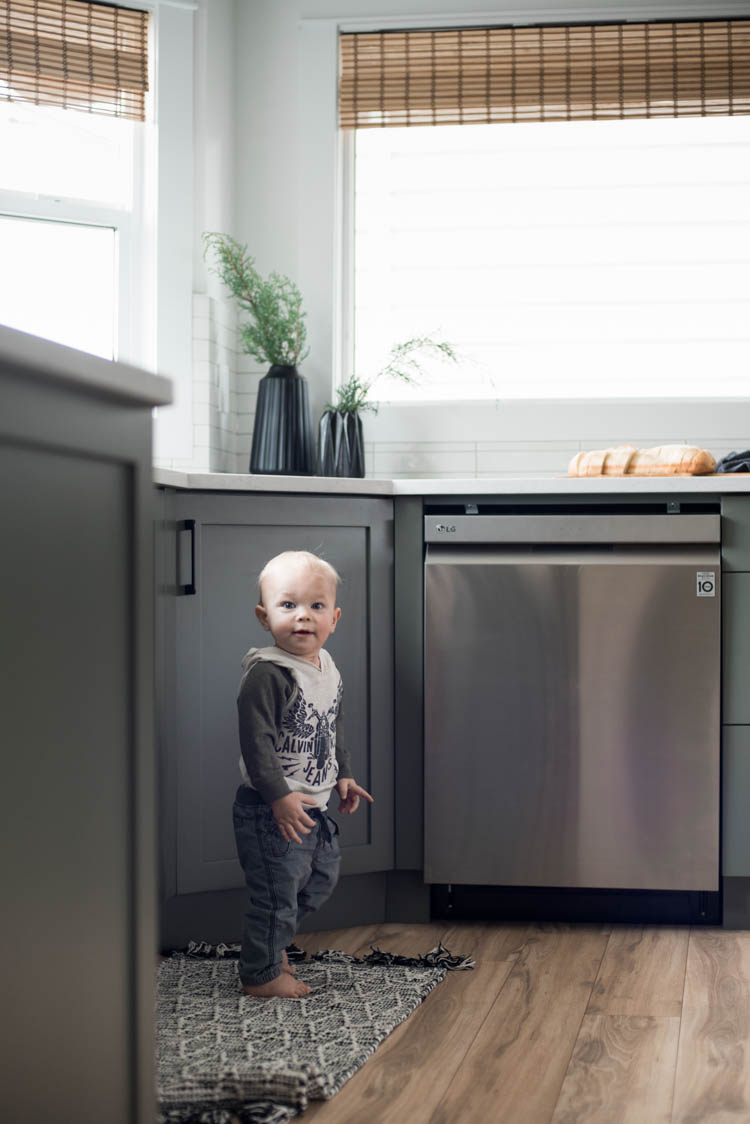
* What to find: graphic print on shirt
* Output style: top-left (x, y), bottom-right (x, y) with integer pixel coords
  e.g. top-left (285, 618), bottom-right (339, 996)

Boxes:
top-left (278, 679), bottom-right (342, 787)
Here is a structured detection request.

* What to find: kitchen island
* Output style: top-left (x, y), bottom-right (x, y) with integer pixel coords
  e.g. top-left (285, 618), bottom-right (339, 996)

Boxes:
top-left (2, 324), bottom-right (171, 1124)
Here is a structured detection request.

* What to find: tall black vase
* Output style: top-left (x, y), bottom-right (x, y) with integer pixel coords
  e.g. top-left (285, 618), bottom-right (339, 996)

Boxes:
top-left (249, 365), bottom-right (314, 475)
top-left (317, 409), bottom-right (365, 478)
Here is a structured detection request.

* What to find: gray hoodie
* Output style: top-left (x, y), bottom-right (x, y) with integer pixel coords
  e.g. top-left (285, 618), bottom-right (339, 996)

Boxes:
top-left (237, 645), bottom-right (352, 810)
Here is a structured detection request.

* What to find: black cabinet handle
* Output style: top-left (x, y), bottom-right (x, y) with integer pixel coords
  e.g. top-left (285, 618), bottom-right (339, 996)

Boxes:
top-left (179, 519), bottom-right (196, 595)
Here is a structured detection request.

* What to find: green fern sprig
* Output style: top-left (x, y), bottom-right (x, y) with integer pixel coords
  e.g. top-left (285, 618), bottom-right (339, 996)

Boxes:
top-left (330, 335), bottom-right (458, 414)
top-left (203, 232), bottom-right (309, 367)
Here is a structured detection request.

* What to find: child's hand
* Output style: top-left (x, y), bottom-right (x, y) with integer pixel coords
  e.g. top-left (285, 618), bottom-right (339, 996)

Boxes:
top-left (336, 778), bottom-right (374, 815)
top-left (271, 792), bottom-right (318, 844)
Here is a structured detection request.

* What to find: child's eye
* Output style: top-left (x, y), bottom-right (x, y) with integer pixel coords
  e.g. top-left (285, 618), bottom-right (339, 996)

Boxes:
top-left (281, 601), bottom-right (295, 609)
top-left (311, 602), bottom-right (324, 610)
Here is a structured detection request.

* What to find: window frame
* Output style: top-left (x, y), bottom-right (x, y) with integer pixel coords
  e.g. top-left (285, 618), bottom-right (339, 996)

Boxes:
top-left (299, 1), bottom-right (750, 454)
top-left (0, 1), bottom-right (157, 370)
top-left (0, 0), bottom-right (196, 461)
top-left (0, 118), bottom-right (150, 367)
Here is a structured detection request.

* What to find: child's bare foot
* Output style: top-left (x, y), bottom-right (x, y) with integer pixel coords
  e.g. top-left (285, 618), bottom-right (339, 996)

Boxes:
top-left (281, 949), bottom-right (296, 975)
top-left (242, 974), bottom-right (311, 998)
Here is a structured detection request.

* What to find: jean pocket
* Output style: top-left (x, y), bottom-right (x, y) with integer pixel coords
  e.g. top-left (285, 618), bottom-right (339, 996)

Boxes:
top-left (259, 811), bottom-right (291, 858)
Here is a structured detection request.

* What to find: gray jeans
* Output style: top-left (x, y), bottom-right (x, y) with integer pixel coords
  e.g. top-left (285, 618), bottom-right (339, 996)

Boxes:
top-left (232, 793), bottom-right (341, 986)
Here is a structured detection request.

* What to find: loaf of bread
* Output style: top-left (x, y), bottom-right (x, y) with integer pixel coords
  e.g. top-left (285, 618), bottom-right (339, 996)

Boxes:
top-left (568, 444), bottom-right (716, 477)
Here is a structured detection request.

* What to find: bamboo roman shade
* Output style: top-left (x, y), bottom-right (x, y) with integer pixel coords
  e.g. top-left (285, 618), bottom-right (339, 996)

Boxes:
top-left (339, 20), bottom-right (750, 128)
top-left (0, 0), bottom-right (149, 120)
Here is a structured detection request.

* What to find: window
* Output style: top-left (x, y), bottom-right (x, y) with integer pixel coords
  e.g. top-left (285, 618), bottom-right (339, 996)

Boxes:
top-left (0, 0), bottom-right (152, 365)
top-left (353, 114), bottom-right (750, 400)
top-left (342, 20), bottom-right (750, 402)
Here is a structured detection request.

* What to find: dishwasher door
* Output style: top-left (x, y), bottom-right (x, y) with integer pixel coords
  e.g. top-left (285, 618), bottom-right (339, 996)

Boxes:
top-left (424, 537), bottom-right (720, 892)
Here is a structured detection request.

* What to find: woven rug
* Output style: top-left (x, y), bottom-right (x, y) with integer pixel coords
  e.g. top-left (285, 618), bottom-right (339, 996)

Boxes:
top-left (157, 942), bottom-right (473, 1124)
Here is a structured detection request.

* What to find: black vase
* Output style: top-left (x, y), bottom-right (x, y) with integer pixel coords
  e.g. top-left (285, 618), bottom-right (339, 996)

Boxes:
top-left (317, 409), bottom-right (365, 478)
top-left (249, 365), bottom-right (314, 475)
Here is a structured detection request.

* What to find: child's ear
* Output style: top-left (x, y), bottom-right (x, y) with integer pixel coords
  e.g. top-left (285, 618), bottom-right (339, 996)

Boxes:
top-left (330, 607), bottom-right (342, 631)
top-left (255, 604), bottom-right (271, 630)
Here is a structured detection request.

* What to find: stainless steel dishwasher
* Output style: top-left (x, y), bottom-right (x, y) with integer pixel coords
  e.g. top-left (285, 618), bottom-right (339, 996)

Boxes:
top-left (424, 506), bottom-right (721, 921)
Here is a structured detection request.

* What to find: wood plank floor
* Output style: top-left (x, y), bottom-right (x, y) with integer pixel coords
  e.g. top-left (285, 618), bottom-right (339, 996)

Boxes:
top-left (280, 921), bottom-right (750, 1124)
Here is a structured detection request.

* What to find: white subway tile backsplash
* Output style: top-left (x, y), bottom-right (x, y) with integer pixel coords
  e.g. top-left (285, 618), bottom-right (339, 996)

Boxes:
top-left (192, 317), bottom-right (211, 343)
top-left (375, 448), bottom-right (476, 476)
top-left (390, 470), bottom-right (473, 479)
top-left (191, 381), bottom-right (211, 407)
top-left (477, 447), bottom-right (573, 474)
top-left (372, 440), bottom-right (475, 454)
top-left (475, 468), bottom-right (569, 478)
top-left (231, 390), bottom-right (257, 414)
top-left (193, 424), bottom-right (212, 447)
top-left (192, 338), bottom-right (213, 364)
top-left (235, 352), bottom-right (265, 375)
top-left (476, 439), bottom-right (574, 451)
top-left (192, 401), bottom-right (211, 429)
top-left (234, 371), bottom-right (263, 396)
top-left (182, 294), bottom-right (254, 473)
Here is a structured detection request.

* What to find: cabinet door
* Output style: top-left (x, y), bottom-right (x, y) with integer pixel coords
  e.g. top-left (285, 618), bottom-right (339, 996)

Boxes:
top-left (171, 492), bottom-right (393, 894)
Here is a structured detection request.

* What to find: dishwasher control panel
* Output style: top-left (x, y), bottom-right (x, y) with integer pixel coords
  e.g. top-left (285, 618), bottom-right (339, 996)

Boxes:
top-left (424, 512), bottom-right (720, 545)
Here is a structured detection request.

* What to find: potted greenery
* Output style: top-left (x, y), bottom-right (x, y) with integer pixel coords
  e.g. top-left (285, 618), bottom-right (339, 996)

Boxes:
top-left (203, 232), bottom-right (314, 475)
top-left (318, 336), bottom-right (458, 477)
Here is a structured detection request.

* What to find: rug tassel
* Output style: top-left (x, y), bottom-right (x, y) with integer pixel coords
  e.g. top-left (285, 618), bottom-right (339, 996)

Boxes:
top-left (179, 939), bottom-right (474, 970)
top-left (362, 943), bottom-right (475, 971)
top-left (310, 943), bottom-right (475, 972)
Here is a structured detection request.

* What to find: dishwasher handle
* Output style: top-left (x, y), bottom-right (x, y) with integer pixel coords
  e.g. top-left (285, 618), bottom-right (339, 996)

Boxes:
top-left (424, 513), bottom-right (720, 546)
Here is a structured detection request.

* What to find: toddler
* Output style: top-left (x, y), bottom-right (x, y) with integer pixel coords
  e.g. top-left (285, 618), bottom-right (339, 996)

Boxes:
top-left (232, 550), bottom-right (373, 998)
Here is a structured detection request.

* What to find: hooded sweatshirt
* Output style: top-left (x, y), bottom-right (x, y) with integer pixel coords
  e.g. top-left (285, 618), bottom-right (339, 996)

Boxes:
top-left (237, 645), bottom-right (352, 810)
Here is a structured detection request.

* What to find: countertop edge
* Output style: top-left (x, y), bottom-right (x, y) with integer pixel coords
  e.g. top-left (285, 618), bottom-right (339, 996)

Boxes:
top-left (153, 467), bottom-right (750, 495)
top-left (0, 324), bottom-right (173, 407)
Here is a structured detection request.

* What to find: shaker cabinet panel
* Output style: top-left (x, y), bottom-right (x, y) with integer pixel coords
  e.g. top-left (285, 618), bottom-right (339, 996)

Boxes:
top-left (722, 496), bottom-right (750, 573)
top-left (723, 572), bottom-right (750, 725)
top-left (723, 725), bottom-right (750, 877)
top-left (167, 492), bottom-right (394, 896)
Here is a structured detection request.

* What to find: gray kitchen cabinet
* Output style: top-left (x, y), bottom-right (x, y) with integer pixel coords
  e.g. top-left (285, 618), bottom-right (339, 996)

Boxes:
top-left (157, 489), bottom-right (394, 944)
top-left (721, 495), bottom-right (750, 926)
top-left (1, 327), bottom-right (170, 1124)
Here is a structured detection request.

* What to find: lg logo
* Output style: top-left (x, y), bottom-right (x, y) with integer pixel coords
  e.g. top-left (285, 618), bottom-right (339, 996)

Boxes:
top-left (696, 571), bottom-right (716, 597)
top-left (435, 523), bottom-right (457, 533)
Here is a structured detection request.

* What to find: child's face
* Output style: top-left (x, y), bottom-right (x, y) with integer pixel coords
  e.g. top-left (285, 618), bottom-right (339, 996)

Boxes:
top-left (255, 560), bottom-right (341, 665)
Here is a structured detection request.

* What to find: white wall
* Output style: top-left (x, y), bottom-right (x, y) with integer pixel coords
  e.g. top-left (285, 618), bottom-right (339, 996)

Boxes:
top-left (158, 0), bottom-right (250, 471)
top-left (179, 0), bottom-right (750, 476)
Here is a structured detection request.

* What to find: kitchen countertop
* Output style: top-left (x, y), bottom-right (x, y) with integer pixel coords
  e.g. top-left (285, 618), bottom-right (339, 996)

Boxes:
top-left (0, 323), bottom-right (172, 406)
top-left (154, 467), bottom-right (750, 495)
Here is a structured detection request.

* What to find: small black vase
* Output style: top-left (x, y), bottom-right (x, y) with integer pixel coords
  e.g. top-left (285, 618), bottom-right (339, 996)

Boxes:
top-left (250, 365), bottom-right (314, 475)
top-left (317, 409), bottom-right (365, 478)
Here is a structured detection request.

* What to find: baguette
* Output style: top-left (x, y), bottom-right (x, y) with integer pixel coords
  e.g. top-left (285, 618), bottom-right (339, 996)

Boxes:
top-left (568, 444), bottom-right (716, 477)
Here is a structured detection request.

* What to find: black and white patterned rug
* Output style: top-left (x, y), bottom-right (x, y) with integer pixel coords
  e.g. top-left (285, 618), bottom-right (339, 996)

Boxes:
top-left (157, 942), bottom-right (474, 1124)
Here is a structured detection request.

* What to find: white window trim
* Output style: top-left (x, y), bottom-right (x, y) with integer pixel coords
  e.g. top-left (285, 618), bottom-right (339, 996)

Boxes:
top-left (149, 0), bottom-right (196, 462)
top-left (299, 1), bottom-right (750, 448)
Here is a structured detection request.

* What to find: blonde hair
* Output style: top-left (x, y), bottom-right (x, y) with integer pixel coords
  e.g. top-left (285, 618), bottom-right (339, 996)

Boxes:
top-left (257, 550), bottom-right (341, 604)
